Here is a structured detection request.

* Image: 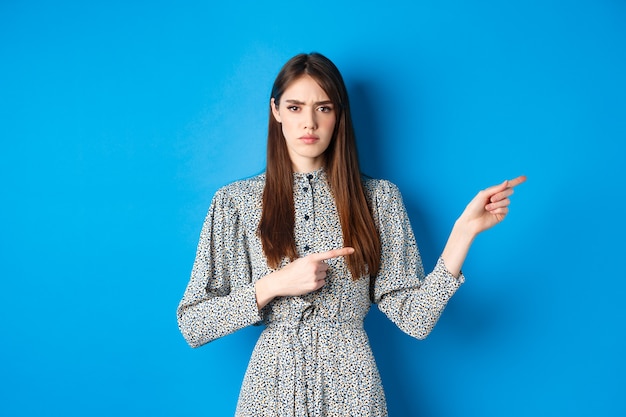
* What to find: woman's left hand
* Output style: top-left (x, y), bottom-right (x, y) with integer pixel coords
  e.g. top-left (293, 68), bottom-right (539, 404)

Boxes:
top-left (460, 175), bottom-right (527, 236)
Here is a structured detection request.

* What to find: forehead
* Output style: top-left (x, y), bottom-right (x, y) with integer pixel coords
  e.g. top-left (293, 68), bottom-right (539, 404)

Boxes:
top-left (282, 75), bottom-right (330, 101)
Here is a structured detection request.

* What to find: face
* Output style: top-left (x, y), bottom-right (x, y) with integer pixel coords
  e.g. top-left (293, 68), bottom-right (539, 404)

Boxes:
top-left (271, 75), bottom-right (337, 173)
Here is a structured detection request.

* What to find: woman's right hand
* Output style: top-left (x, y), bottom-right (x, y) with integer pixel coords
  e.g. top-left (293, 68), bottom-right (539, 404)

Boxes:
top-left (255, 247), bottom-right (354, 309)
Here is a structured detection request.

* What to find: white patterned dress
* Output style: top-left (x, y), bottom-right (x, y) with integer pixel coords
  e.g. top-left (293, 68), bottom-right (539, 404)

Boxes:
top-left (177, 168), bottom-right (464, 416)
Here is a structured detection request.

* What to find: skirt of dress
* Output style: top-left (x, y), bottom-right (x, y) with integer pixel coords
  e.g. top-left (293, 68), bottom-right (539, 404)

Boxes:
top-left (235, 317), bottom-right (388, 417)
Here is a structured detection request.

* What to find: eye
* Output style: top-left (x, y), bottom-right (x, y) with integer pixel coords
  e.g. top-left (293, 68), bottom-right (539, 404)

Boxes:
top-left (318, 106), bottom-right (333, 113)
top-left (287, 105), bottom-right (299, 112)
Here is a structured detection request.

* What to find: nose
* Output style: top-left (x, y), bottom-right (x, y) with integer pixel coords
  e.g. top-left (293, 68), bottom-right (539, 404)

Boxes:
top-left (304, 108), bottom-right (317, 130)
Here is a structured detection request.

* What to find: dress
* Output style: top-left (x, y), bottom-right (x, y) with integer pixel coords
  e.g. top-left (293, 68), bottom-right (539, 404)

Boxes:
top-left (177, 168), bottom-right (464, 416)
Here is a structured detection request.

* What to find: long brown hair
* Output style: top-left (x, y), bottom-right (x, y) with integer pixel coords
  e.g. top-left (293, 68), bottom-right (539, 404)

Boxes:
top-left (258, 52), bottom-right (380, 280)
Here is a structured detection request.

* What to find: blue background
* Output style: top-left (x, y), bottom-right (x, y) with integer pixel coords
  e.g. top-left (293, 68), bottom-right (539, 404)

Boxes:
top-left (2, 1), bottom-right (625, 416)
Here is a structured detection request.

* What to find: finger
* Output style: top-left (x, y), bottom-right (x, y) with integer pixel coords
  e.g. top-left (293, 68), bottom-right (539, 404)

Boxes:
top-left (481, 180), bottom-right (509, 198)
top-left (317, 262), bottom-right (329, 273)
top-left (486, 198), bottom-right (511, 210)
top-left (487, 206), bottom-right (509, 216)
top-left (507, 175), bottom-right (527, 189)
top-left (311, 247), bottom-right (355, 262)
top-left (490, 187), bottom-right (514, 203)
top-left (483, 175), bottom-right (526, 201)
top-left (490, 175), bottom-right (526, 203)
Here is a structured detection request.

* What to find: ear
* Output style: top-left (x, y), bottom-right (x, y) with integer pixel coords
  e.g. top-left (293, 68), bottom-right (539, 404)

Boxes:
top-left (270, 98), bottom-right (281, 123)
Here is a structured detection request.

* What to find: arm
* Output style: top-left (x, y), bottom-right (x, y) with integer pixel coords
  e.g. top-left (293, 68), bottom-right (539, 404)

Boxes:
top-left (178, 188), bottom-right (355, 346)
top-left (177, 189), bottom-right (261, 348)
top-left (371, 177), bottom-right (526, 340)
top-left (254, 247), bottom-right (355, 309)
top-left (441, 176), bottom-right (527, 277)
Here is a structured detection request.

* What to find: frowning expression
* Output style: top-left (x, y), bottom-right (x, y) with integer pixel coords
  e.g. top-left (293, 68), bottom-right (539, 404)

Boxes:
top-left (271, 75), bottom-right (337, 173)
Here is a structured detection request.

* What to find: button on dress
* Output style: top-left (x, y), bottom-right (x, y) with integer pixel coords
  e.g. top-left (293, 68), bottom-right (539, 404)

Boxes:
top-left (177, 169), bottom-right (464, 416)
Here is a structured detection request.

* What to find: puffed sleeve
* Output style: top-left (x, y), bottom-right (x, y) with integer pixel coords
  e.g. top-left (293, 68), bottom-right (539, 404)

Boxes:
top-left (370, 180), bottom-right (464, 340)
top-left (177, 187), bottom-right (263, 348)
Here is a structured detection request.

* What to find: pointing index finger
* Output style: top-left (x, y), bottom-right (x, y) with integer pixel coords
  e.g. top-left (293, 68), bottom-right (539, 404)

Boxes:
top-left (311, 247), bottom-right (355, 262)
top-left (507, 175), bottom-right (527, 189)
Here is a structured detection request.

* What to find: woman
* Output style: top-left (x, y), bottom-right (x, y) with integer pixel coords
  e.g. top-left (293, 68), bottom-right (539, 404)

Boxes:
top-left (177, 52), bottom-right (525, 416)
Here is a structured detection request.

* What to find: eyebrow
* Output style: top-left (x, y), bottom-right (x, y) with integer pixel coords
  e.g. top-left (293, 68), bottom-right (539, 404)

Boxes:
top-left (284, 99), bottom-right (334, 106)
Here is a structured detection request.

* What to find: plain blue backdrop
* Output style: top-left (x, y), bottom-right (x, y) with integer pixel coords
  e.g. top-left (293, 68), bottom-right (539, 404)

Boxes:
top-left (1, 1), bottom-right (625, 416)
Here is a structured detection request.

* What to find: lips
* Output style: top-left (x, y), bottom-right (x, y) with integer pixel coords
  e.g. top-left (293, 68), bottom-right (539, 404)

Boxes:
top-left (299, 134), bottom-right (319, 144)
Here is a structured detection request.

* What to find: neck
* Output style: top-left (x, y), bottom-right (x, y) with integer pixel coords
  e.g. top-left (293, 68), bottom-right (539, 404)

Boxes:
top-left (291, 158), bottom-right (325, 173)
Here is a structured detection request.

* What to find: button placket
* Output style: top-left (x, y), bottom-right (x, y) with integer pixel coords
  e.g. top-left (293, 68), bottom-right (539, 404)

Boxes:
top-left (297, 174), bottom-right (316, 255)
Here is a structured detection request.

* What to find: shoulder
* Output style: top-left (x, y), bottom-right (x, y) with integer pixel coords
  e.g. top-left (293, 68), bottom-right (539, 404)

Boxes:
top-left (362, 175), bottom-right (403, 201)
top-left (361, 175), bottom-right (408, 221)
top-left (209, 173), bottom-right (265, 214)
top-left (215, 173), bottom-right (265, 199)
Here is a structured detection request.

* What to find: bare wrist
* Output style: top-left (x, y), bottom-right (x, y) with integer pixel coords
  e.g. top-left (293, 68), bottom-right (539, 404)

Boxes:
top-left (452, 217), bottom-right (478, 243)
top-left (255, 273), bottom-right (280, 310)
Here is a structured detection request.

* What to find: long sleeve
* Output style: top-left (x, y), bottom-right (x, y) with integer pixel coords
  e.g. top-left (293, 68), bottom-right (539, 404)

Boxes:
top-left (177, 187), bottom-right (263, 348)
top-left (368, 180), bottom-right (464, 340)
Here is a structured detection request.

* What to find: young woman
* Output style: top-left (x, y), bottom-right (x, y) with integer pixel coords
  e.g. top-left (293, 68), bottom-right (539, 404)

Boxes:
top-left (177, 52), bottom-right (525, 416)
